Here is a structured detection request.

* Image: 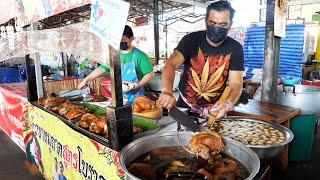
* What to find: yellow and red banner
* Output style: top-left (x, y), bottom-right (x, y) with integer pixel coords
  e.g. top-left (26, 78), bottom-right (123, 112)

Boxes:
top-left (0, 83), bottom-right (31, 151)
top-left (28, 106), bottom-right (124, 180)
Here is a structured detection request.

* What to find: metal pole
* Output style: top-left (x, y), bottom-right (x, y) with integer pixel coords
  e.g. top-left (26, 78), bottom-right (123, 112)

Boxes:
top-left (259, 0), bottom-right (263, 22)
top-left (261, 0), bottom-right (281, 103)
top-left (34, 52), bottom-right (44, 97)
top-left (109, 46), bottom-right (123, 107)
top-left (165, 21), bottom-right (168, 61)
top-left (107, 45), bottom-right (133, 151)
top-left (25, 54), bottom-right (38, 102)
top-left (31, 23), bottom-right (44, 98)
top-left (62, 52), bottom-right (68, 76)
top-left (153, 0), bottom-right (160, 65)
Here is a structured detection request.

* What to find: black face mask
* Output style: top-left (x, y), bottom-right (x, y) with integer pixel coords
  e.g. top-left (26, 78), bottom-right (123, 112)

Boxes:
top-left (206, 25), bottom-right (229, 43)
top-left (120, 42), bottom-right (129, 50)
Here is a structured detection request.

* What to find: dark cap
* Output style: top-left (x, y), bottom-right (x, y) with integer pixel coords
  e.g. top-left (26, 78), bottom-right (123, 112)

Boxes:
top-left (123, 25), bottom-right (134, 38)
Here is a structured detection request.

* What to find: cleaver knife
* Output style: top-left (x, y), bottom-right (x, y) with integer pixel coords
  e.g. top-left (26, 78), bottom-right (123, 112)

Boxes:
top-left (169, 106), bottom-right (200, 132)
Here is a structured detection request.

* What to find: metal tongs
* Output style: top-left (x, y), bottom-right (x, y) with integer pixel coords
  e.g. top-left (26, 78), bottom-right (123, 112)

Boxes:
top-left (58, 88), bottom-right (79, 97)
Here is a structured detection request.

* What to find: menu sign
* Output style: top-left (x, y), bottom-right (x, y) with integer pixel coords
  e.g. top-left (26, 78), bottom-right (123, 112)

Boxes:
top-left (89, 0), bottom-right (130, 49)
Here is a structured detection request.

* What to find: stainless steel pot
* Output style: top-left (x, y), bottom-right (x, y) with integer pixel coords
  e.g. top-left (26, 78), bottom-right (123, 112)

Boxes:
top-left (276, 85), bottom-right (320, 115)
top-left (148, 71), bottom-right (181, 92)
top-left (120, 131), bottom-right (260, 180)
top-left (208, 116), bottom-right (294, 159)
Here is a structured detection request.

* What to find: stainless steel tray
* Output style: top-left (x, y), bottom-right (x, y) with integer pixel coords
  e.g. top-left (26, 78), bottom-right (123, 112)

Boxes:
top-left (201, 116), bottom-right (294, 159)
top-left (64, 94), bottom-right (94, 102)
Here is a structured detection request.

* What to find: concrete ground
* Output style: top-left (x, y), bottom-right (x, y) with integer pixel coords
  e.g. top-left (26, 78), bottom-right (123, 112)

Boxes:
top-left (0, 130), bottom-right (43, 180)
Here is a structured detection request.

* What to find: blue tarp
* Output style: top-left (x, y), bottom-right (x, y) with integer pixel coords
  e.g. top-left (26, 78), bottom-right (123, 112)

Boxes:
top-left (0, 67), bottom-right (25, 83)
top-left (244, 24), bottom-right (304, 78)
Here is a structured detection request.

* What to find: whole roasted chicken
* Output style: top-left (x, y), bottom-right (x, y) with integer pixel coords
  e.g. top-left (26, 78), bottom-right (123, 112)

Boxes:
top-left (188, 130), bottom-right (224, 160)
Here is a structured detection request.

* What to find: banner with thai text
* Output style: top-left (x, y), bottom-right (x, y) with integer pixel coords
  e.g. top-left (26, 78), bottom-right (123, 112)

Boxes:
top-left (28, 106), bottom-right (124, 180)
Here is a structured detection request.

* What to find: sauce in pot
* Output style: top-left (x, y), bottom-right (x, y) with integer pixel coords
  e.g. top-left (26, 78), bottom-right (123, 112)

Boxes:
top-left (127, 146), bottom-right (249, 180)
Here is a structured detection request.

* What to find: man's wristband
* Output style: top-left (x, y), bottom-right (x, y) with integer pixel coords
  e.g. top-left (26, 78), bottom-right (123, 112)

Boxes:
top-left (161, 90), bottom-right (173, 96)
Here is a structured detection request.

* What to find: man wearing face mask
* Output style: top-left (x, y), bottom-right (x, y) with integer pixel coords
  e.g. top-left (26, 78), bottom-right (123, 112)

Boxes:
top-left (157, 1), bottom-right (244, 120)
top-left (78, 25), bottom-right (154, 103)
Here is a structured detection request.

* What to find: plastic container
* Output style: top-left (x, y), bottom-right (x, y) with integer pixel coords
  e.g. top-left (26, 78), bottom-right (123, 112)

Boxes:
top-left (100, 77), bottom-right (112, 97)
top-left (289, 115), bottom-right (318, 161)
top-left (281, 76), bottom-right (301, 85)
top-left (303, 80), bottom-right (320, 86)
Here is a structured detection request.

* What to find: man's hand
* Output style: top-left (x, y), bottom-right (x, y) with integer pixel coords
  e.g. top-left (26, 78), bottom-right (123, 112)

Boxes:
top-left (157, 91), bottom-right (176, 109)
top-left (77, 67), bottom-right (107, 90)
top-left (128, 83), bottom-right (139, 91)
top-left (212, 100), bottom-right (234, 119)
top-left (77, 78), bottom-right (88, 89)
top-left (206, 100), bottom-right (234, 125)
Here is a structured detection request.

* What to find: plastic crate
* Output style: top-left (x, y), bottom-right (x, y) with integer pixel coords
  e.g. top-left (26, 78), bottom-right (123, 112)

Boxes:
top-left (289, 115), bottom-right (318, 161)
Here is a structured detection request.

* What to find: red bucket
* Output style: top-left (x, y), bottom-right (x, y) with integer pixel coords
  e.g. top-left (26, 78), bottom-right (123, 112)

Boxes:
top-left (100, 77), bottom-right (112, 97)
top-left (303, 80), bottom-right (320, 86)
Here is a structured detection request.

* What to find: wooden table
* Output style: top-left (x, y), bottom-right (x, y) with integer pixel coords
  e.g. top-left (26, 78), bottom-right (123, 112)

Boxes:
top-left (228, 99), bottom-right (301, 173)
top-left (247, 82), bottom-right (261, 98)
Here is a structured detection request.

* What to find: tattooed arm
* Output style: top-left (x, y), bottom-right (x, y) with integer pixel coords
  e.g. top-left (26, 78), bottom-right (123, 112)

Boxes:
top-left (157, 50), bottom-right (185, 109)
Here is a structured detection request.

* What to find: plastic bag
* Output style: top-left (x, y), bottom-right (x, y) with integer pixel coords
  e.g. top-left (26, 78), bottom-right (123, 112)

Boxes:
top-left (251, 68), bottom-right (263, 83)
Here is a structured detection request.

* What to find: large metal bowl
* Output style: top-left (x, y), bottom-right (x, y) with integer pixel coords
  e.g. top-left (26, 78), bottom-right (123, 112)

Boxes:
top-left (120, 131), bottom-right (260, 180)
top-left (209, 116), bottom-right (294, 159)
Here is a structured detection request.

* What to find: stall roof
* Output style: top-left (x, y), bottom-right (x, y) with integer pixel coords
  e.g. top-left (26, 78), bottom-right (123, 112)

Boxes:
top-left (36, 0), bottom-right (213, 29)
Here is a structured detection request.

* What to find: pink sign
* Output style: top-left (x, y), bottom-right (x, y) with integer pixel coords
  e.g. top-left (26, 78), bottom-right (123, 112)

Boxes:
top-left (16, 0), bottom-right (91, 26)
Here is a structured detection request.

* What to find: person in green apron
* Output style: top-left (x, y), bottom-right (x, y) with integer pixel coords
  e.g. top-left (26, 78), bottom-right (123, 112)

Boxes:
top-left (77, 25), bottom-right (154, 104)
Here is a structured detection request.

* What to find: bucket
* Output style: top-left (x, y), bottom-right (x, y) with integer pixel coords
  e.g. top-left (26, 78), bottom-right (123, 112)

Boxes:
top-left (100, 77), bottom-right (112, 97)
top-left (289, 115), bottom-right (318, 161)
